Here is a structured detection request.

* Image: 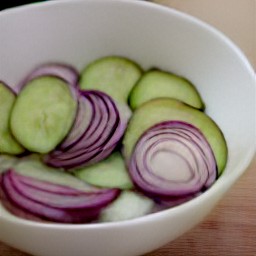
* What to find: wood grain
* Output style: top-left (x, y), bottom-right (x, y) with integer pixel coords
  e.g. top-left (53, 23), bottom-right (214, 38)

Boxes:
top-left (0, 0), bottom-right (255, 255)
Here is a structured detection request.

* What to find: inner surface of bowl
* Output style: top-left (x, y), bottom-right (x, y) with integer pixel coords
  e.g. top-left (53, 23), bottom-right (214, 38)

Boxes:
top-left (0, 1), bottom-right (255, 256)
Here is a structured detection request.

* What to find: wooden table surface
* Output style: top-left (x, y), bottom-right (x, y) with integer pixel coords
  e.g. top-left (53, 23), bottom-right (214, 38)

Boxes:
top-left (0, 0), bottom-right (255, 255)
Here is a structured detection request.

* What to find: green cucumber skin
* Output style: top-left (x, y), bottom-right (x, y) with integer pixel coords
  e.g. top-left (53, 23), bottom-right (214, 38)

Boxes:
top-left (0, 82), bottom-right (25, 154)
top-left (10, 76), bottom-right (77, 154)
top-left (75, 152), bottom-right (133, 189)
top-left (79, 56), bottom-right (143, 103)
top-left (123, 98), bottom-right (228, 174)
top-left (129, 70), bottom-right (205, 110)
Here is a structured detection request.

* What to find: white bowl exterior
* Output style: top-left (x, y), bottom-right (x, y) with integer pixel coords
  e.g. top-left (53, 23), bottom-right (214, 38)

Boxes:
top-left (0, 0), bottom-right (255, 255)
top-left (0, 192), bottom-right (222, 256)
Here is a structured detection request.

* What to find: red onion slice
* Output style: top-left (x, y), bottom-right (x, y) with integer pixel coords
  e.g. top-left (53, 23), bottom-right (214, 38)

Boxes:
top-left (137, 133), bottom-right (209, 192)
top-left (73, 92), bottom-right (103, 148)
top-left (17, 63), bottom-right (79, 92)
top-left (45, 90), bottom-right (130, 169)
top-left (128, 121), bottom-right (217, 198)
top-left (0, 180), bottom-right (45, 222)
top-left (0, 170), bottom-right (120, 223)
top-left (11, 174), bottom-right (118, 209)
top-left (70, 91), bottom-right (111, 151)
top-left (152, 192), bottom-right (201, 212)
top-left (11, 169), bottom-right (98, 195)
top-left (103, 102), bottom-right (131, 150)
top-left (59, 95), bottom-right (94, 150)
top-left (45, 144), bottom-right (117, 170)
top-left (82, 90), bottom-right (120, 151)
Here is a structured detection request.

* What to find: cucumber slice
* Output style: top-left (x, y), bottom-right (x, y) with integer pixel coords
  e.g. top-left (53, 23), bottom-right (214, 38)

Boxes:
top-left (79, 56), bottom-right (142, 103)
top-left (123, 98), bottom-right (228, 174)
top-left (0, 82), bottom-right (24, 154)
top-left (10, 76), bottom-right (78, 153)
top-left (13, 156), bottom-right (99, 192)
top-left (99, 190), bottom-right (154, 222)
top-left (129, 70), bottom-right (205, 110)
top-left (75, 152), bottom-right (133, 189)
top-left (0, 154), bottom-right (18, 174)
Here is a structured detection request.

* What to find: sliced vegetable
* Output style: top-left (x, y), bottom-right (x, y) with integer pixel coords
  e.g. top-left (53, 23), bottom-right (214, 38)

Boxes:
top-left (10, 76), bottom-right (78, 153)
top-left (99, 190), bottom-right (154, 222)
top-left (0, 56), bottom-right (228, 224)
top-left (152, 193), bottom-right (201, 212)
top-left (129, 70), bottom-right (205, 110)
top-left (75, 152), bottom-right (133, 189)
top-left (0, 170), bottom-right (120, 223)
top-left (128, 121), bottom-right (217, 198)
top-left (80, 56), bottom-right (142, 103)
top-left (58, 94), bottom-right (93, 150)
top-left (17, 63), bottom-right (79, 92)
top-left (0, 81), bottom-right (24, 154)
top-left (45, 90), bottom-right (131, 169)
top-left (123, 98), bottom-right (227, 174)
top-left (14, 156), bottom-right (100, 192)
top-left (0, 184), bottom-right (44, 222)
top-left (0, 154), bottom-right (18, 174)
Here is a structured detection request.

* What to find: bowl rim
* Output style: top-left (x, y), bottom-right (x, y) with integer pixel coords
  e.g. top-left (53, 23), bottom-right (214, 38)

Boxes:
top-left (0, 0), bottom-right (255, 229)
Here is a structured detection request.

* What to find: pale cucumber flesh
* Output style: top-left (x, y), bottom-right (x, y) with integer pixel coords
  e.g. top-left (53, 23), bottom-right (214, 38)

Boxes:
top-left (79, 56), bottom-right (142, 103)
top-left (10, 76), bottom-right (77, 154)
top-left (75, 152), bottom-right (133, 189)
top-left (129, 70), bottom-right (205, 110)
top-left (99, 190), bottom-right (154, 222)
top-left (0, 82), bottom-right (24, 154)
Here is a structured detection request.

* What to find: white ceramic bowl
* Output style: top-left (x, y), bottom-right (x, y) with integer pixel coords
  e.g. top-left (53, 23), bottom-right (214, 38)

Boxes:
top-left (0, 1), bottom-right (255, 256)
